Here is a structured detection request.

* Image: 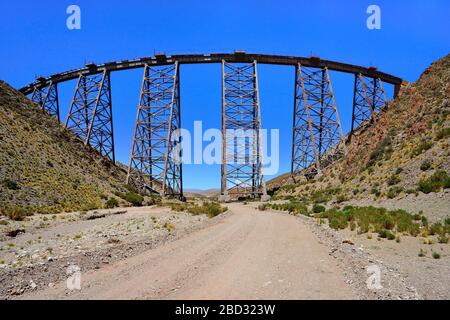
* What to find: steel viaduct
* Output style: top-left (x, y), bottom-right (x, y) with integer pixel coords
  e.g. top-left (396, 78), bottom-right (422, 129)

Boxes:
top-left (19, 52), bottom-right (402, 200)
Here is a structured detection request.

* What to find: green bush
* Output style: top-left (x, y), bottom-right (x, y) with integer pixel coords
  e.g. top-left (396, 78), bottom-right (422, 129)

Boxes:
top-left (378, 229), bottom-right (395, 240)
top-left (168, 201), bottom-right (227, 218)
top-left (313, 204), bottom-right (326, 213)
top-left (2, 178), bottom-right (20, 190)
top-left (368, 136), bottom-right (392, 166)
top-left (432, 252), bottom-right (441, 259)
top-left (1, 206), bottom-right (31, 221)
top-left (420, 159), bottom-right (432, 171)
top-left (411, 139), bottom-right (433, 157)
top-left (104, 197), bottom-right (119, 209)
top-left (387, 186), bottom-right (403, 199)
top-left (417, 171), bottom-right (450, 193)
top-left (319, 206), bottom-right (422, 237)
top-left (387, 175), bottom-right (401, 186)
top-left (121, 192), bottom-right (144, 206)
top-left (435, 127), bottom-right (450, 140)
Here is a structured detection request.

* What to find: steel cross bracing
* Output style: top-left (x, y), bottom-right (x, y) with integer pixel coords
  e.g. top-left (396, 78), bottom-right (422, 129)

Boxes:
top-left (30, 81), bottom-right (60, 121)
top-left (291, 64), bottom-right (345, 179)
top-left (351, 74), bottom-right (387, 133)
top-left (127, 63), bottom-right (183, 198)
top-left (221, 61), bottom-right (267, 199)
top-left (64, 70), bottom-right (115, 161)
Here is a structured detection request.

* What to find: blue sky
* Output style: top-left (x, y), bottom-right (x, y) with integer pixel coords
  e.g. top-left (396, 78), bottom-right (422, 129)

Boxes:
top-left (1, 0), bottom-right (449, 189)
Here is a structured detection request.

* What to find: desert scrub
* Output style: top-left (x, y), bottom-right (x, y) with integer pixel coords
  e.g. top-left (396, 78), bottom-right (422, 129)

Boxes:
top-left (317, 206), bottom-right (421, 236)
top-left (104, 197), bottom-right (119, 209)
top-left (312, 204), bottom-right (326, 213)
top-left (418, 249), bottom-right (426, 257)
top-left (417, 170), bottom-right (450, 193)
top-left (167, 201), bottom-right (227, 218)
top-left (387, 186), bottom-right (404, 199)
top-left (115, 191), bottom-right (144, 206)
top-left (411, 139), bottom-right (433, 157)
top-left (264, 200), bottom-right (309, 216)
top-left (432, 252), bottom-right (441, 259)
top-left (163, 222), bottom-right (176, 232)
top-left (387, 174), bottom-right (401, 186)
top-left (367, 136), bottom-right (393, 166)
top-left (435, 127), bottom-right (450, 140)
top-left (420, 159), bottom-right (432, 171)
top-left (1, 205), bottom-right (32, 221)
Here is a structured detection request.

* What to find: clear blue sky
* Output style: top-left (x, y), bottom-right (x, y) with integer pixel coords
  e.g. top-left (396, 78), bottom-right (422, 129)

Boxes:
top-left (1, 0), bottom-right (449, 189)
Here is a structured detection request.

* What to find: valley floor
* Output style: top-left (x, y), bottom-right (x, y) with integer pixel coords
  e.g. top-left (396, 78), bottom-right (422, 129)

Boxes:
top-left (1, 203), bottom-right (448, 299)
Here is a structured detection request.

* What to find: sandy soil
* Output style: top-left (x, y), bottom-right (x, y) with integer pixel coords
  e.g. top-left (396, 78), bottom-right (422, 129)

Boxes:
top-left (19, 203), bottom-right (358, 300)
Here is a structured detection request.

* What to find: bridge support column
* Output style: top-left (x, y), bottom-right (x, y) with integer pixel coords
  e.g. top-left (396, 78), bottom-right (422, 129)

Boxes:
top-left (31, 82), bottom-right (60, 121)
top-left (221, 60), bottom-right (267, 200)
top-left (65, 71), bottom-right (115, 161)
top-left (127, 63), bottom-right (183, 199)
top-left (291, 64), bottom-right (345, 180)
top-left (350, 74), bottom-right (387, 133)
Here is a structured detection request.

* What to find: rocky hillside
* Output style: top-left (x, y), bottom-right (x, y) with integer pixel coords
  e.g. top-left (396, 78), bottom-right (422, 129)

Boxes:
top-left (0, 81), bottom-right (139, 217)
top-left (269, 54), bottom-right (450, 210)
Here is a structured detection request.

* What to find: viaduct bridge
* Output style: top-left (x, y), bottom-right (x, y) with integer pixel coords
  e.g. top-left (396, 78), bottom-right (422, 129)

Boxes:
top-left (19, 52), bottom-right (402, 200)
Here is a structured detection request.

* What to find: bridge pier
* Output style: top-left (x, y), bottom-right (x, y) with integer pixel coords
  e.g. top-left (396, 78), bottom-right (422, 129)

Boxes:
top-left (31, 81), bottom-right (60, 121)
top-left (221, 60), bottom-right (268, 200)
top-left (350, 74), bottom-right (387, 134)
top-left (127, 63), bottom-right (183, 199)
top-left (291, 64), bottom-right (345, 180)
top-left (65, 71), bottom-right (115, 161)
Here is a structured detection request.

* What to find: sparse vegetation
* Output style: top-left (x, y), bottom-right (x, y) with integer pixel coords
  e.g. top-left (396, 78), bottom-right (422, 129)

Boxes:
top-left (317, 206), bottom-right (422, 237)
top-left (417, 171), bottom-right (450, 193)
top-left (312, 204), bottom-right (326, 213)
top-left (435, 127), bottom-right (450, 140)
top-left (166, 201), bottom-right (227, 218)
top-left (104, 197), bottom-right (119, 209)
top-left (432, 251), bottom-right (441, 259)
top-left (420, 159), bottom-right (432, 171)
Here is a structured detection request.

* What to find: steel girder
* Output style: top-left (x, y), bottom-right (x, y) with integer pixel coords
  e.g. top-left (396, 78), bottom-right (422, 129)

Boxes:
top-left (65, 70), bottom-right (115, 161)
top-left (127, 63), bottom-right (183, 198)
top-left (291, 64), bottom-right (345, 179)
top-left (351, 74), bottom-right (387, 132)
top-left (221, 61), bottom-right (267, 199)
top-left (31, 81), bottom-right (60, 121)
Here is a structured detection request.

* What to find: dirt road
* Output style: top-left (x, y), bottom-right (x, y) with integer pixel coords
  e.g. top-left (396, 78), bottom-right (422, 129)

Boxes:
top-left (23, 203), bottom-right (356, 299)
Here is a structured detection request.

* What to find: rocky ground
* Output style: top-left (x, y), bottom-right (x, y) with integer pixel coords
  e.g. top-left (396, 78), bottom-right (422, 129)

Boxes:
top-left (252, 201), bottom-right (449, 300)
top-left (0, 205), bottom-right (218, 298)
top-left (1, 202), bottom-right (447, 300)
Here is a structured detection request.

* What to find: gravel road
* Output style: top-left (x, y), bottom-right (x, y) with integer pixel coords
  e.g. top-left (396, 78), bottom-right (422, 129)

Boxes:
top-left (22, 203), bottom-right (357, 299)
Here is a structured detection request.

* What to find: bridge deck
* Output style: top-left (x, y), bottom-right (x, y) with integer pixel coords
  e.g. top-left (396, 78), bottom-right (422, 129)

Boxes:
top-left (19, 52), bottom-right (402, 95)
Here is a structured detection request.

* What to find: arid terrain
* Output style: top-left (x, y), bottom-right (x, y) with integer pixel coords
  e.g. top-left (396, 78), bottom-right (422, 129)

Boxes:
top-left (0, 53), bottom-right (449, 300)
top-left (4, 202), bottom-right (446, 300)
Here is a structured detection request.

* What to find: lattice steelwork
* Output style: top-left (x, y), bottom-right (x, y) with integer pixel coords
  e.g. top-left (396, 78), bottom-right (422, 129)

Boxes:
top-left (221, 61), bottom-right (266, 199)
top-left (65, 71), bottom-right (115, 161)
top-left (31, 82), bottom-right (60, 121)
top-left (127, 63), bottom-right (182, 198)
top-left (351, 74), bottom-right (387, 132)
top-left (291, 64), bottom-right (345, 179)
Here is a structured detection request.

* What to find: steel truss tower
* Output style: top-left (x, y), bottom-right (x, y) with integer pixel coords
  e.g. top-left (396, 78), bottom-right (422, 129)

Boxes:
top-left (127, 63), bottom-right (183, 198)
top-left (351, 74), bottom-right (387, 133)
top-left (221, 60), bottom-right (267, 199)
top-left (291, 64), bottom-right (345, 179)
top-left (65, 70), bottom-right (115, 161)
top-left (31, 82), bottom-right (60, 121)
